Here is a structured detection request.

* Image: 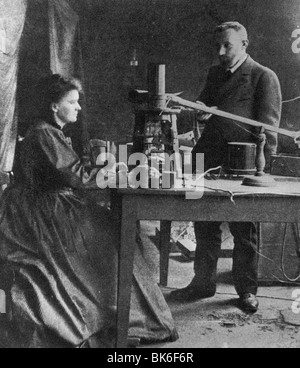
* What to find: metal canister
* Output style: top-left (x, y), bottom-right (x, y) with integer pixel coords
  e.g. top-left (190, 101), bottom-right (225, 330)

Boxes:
top-left (226, 142), bottom-right (257, 176)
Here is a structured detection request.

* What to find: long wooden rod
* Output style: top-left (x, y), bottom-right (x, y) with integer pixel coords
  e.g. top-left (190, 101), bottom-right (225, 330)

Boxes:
top-left (168, 95), bottom-right (300, 142)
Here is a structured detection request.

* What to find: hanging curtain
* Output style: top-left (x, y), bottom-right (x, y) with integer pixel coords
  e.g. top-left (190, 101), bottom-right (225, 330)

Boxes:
top-left (48, 0), bottom-right (80, 77)
top-left (0, 0), bottom-right (27, 173)
top-left (48, 0), bottom-right (89, 156)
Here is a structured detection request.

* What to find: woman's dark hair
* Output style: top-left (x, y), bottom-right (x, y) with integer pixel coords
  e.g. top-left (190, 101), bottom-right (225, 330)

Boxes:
top-left (37, 74), bottom-right (83, 122)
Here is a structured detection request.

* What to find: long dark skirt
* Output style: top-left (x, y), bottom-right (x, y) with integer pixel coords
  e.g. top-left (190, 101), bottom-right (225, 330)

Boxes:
top-left (0, 186), bottom-right (177, 348)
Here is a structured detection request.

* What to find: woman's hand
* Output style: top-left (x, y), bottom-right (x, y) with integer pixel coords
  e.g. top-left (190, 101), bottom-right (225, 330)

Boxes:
top-left (96, 162), bottom-right (129, 189)
top-left (149, 167), bottom-right (160, 180)
top-left (115, 162), bottom-right (128, 173)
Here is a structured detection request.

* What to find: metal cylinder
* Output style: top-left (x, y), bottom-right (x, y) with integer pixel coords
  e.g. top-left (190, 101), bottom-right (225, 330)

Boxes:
top-left (227, 142), bottom-right (257, 175)
top-left (147, 63), bottom-right (166, 109)
top-left (148, 63), bottom-right (166, 95)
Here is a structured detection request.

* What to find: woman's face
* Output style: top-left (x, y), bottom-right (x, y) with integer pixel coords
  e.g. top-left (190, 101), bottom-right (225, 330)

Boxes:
top-left (52, 89), bottom-right (82, 125)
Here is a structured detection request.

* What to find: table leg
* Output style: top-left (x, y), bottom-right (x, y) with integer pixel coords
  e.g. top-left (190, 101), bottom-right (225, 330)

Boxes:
top-left (160, 221), bottom-right (172, 287)
top-left (116, 196), bottom-right (137, 348)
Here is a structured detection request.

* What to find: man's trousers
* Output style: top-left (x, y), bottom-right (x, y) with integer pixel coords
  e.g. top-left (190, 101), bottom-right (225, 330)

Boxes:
top-left (193, 222), bottom-right (258, 296)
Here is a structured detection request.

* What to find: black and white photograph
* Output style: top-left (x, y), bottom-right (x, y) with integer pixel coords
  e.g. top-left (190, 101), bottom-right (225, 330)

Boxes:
top-left (0, 0), bottom-right (300, 350)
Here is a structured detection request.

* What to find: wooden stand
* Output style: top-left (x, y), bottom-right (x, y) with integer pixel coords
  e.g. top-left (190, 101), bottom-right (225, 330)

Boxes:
top-left (243, 129), bottom-right (277, 187)
top-left (131, 64), bottom-right (182, 179)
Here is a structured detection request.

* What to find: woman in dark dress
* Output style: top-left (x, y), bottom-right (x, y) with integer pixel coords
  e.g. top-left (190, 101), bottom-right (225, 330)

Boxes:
top-left (0, 75), bottom-right (178, 348)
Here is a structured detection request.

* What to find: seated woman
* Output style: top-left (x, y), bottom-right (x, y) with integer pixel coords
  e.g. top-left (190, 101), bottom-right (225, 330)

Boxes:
top-left (0, 74), bottom-right (178, 348)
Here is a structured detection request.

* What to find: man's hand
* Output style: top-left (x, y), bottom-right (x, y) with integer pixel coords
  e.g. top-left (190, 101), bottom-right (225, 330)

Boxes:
top-left (196, 101), bottom-right (216, 122)
top-left (171, 106), bottom-right (194, 112)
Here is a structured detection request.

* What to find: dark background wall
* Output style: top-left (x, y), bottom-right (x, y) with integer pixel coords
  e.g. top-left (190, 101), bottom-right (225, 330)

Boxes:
top-left (18, 0), bottom-right (50, 137)
top-left (18, 0), bottom-right (300, 153)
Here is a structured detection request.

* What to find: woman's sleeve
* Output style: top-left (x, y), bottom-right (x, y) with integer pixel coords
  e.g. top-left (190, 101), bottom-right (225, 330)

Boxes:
top-left (34, 126), bottom-right (98, 188)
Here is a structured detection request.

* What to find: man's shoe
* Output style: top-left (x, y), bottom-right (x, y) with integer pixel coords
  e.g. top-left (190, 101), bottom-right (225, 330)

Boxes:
top-left (169, 284), bottom-right (216, 302)
top-left (239, 294), bottom-right (259, 313)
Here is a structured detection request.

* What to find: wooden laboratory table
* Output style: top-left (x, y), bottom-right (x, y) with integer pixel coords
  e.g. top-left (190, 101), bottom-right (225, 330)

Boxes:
top-left (110, 177), bottom-right (300, 348)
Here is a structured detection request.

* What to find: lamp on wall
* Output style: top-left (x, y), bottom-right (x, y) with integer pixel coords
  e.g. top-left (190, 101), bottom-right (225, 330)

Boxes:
top-left (130, 49), bottom-right (138, 67)
top-left (130, 49), bottom-right (139, 89)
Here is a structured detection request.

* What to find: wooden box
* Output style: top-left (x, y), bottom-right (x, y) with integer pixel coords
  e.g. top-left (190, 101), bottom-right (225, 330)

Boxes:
top-left (270, 154), bottom-right (300, 177)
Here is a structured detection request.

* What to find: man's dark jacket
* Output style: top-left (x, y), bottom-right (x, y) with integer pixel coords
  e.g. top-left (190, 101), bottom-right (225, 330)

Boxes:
top-left (192, 56), bottom-right (282, 171)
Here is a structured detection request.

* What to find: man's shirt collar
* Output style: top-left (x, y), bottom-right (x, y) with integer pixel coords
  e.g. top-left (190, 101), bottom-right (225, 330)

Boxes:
top-left (227, 54), bottom-right (248, 74)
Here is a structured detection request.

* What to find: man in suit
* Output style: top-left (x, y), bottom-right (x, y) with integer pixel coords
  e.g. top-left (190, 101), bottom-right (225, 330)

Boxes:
top-left (171, 22), bottom-right (282, 312)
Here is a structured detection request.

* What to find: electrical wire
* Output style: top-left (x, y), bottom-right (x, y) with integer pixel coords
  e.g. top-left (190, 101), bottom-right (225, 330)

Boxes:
top-left (280, 223), bottom-right (300, 282)
top-left (252, 223), bottom-right (300, 285)
top-left (231, 121), bottom-right (260, 139)
top-left (283, 96), bottom-right (300, 104)
top-left (216, 291), bottom-right (299, 301)
top-left (204, 185), bottom-right (236, 204)
top-left (270, 274), bottom-right (300, 286)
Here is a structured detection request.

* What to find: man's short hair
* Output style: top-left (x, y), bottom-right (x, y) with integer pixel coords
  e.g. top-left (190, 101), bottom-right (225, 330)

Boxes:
top-left (214, 22), bottom-right (248, 41)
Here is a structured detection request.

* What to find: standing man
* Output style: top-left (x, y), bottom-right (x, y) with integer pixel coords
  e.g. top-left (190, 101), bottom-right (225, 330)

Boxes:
top-left (171, 22), bottom-right (282, 312)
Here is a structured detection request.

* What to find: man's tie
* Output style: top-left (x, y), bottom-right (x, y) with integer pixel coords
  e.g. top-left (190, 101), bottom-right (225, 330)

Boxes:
top-left (224, 70), bottom-right (233, 82)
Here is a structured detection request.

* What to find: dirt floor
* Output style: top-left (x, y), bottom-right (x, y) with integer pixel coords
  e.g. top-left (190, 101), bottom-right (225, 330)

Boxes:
top-left (139, 222), bottom-right (300, 349)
